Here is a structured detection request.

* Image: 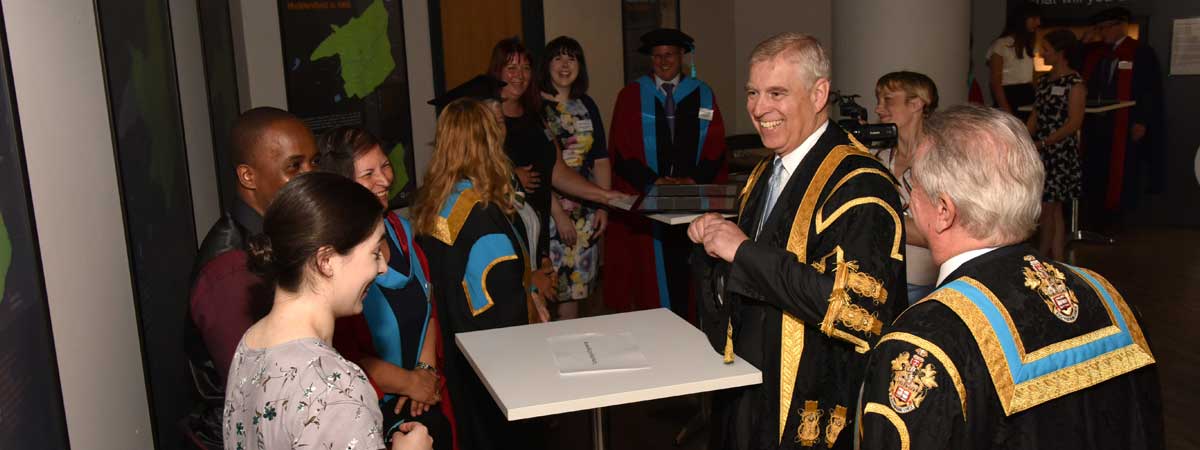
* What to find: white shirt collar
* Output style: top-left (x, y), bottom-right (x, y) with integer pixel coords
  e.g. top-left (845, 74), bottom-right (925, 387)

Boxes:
top-left (655, 74), bottom-right (682, 92)
top-left (777, 121), bottom-right (829, 179)
top-left (936, 246), bottom-right (999, 285)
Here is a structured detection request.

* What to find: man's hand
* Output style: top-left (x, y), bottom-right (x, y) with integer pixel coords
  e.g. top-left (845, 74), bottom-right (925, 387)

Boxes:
top-left (688, 213), bottom-right (726, 244)
top-left (701, 218), bottom-right (749, 263)
top-left (391, 422), bottom-right (433, 450)
top-left (1131, 123), bottom-right (1146, 142)
top-left (514, 165), bottom-right (541, 191)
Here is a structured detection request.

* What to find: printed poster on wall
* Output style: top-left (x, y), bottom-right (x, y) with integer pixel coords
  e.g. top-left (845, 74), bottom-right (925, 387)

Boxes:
top-left (279, 0), bottom-right (417, 208)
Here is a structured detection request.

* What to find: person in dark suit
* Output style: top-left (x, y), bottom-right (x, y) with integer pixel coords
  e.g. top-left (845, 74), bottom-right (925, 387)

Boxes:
top-left (183, 107), bottom-right (318, 447)
top-left (689, 32), bottom-right (905, 450)
top-left (1080, 6), bottom-right (1165, 228)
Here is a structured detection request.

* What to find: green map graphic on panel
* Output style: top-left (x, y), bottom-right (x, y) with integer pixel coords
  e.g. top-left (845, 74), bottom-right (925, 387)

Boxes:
top-left (309, 0), bottom-right (395, 99)
top-left (388, 142), bottom-right (409, 200)
top-left (0, 212), bottom-right (11, 302)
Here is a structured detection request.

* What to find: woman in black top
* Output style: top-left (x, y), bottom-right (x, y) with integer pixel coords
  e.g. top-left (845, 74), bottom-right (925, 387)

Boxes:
top-left (487, 38), bottom-right (623, 268)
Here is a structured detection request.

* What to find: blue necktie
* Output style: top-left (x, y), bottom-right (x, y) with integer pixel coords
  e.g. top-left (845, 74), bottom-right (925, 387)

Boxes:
top-left (663, 82), bottom-right (676, 142)
top-left (756, 157), bottom-right (783, 239)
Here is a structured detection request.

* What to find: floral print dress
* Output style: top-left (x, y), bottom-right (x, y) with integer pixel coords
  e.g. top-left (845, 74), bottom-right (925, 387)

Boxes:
top-left (544, 96), bottom-right (608, 301)
top-left (223, 337), bottom-right (384, 450)
top-left (1032, 72), bottom-right (1084, 202)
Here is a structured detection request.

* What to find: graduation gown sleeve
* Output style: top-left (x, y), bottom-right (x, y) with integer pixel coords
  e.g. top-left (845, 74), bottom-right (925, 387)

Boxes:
top-left (725, 162), bottom-right (902, 352)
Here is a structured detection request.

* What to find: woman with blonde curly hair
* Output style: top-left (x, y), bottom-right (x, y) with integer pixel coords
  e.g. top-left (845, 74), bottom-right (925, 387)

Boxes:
top-left (412, 98), bottom-right (547, 450)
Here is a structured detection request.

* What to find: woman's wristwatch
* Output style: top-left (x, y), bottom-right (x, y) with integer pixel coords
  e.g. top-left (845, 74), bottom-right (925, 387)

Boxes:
top-left (415, 361), bottom-right (437, 374)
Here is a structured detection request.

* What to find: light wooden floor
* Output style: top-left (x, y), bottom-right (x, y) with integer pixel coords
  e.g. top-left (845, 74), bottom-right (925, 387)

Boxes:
top-left (542, 226), bottom-right (1199, 450)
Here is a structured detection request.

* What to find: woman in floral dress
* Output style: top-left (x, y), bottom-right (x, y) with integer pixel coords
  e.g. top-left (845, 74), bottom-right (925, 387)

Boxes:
top-left (1027, 29), bottom-right (1086, 261)
top-left (539, 36), bottom-right (611, 319)
top-left (223, 173), bottom-right (431, 450)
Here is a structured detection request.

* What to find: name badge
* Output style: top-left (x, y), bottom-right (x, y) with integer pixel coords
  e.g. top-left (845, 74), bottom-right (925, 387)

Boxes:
top-left (1051, 86), bottom-right (1066, 96)
top-left (699, 108), bottom-right (714, 121)
top-left (575, 119), bottom-right (594, 133)
top-left (1118, 60), bottom-right (1133, 70)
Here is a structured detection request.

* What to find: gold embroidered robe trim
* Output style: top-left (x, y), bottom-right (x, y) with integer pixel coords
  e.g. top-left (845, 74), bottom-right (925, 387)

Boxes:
top-left (863, 402), bottom-right (910, 450)
top-left (433, 187), bottom-right (482, 245)
top-left (913, 273), bottom-right (1155, 415)
top-left (877, 332), bottom-right (967, 420)
top-left (772, 138), bottom-right (877, 443)
top-left (815, 168), bottom-right (904, 261)
top-left (825, 405), bottom-right (848, 447)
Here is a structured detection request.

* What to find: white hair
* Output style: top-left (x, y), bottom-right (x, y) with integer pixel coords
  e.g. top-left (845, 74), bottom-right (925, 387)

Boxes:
top-left (916, 104), bottom-right (1044, 245)
top-left (749, 32), bottom-right (831, 87)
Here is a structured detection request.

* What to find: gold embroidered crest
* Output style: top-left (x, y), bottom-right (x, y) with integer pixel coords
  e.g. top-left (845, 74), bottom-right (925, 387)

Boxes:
top-left (795, 400), bottom-right (823, 446)
top-left (888, 348), bottom-right (938, 413)
top-left (824, 405), bottom-right (847, 447)
top-left (1022, 255), bottom-right (1079, 323)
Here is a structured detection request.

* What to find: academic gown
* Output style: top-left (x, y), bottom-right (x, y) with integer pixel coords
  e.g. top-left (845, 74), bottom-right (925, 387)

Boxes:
top-left (702, 123), bottom-right (906, 449)
top-left (604, 74), bottom-right (728, 318)
top-left (859, 245), bottom-right (1162, 450)
top-left (1080, 37), bottom-right (1165, 217)
top-left (414, 180), bottom-right (536, 450)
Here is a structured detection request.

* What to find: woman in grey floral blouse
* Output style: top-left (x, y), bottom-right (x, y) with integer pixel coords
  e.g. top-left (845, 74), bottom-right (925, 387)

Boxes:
top-left (223, 172), bottom-right (432, 450)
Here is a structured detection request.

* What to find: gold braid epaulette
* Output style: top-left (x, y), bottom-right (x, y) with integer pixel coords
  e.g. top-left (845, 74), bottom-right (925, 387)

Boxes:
top-left (816, 247), bottom-right (883, 351)
top-left (812, 249), bottom-right (888, 305)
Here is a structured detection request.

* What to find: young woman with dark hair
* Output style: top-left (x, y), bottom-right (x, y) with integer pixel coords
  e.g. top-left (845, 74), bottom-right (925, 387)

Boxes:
top-left (537, 36), bottom-right (611, 319)
top-left (224, 172), bottom-right (432, 450)
top-left (988, 4), bottom-right (1041, 119)
top-left (317, 127), bottom-right (455, 450)
top-left (1028, 29), bottom-right (1086, 261)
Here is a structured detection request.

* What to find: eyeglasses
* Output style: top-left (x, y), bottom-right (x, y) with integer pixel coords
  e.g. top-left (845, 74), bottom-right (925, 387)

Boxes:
top-left (900, 168), bottom-right (915, 196)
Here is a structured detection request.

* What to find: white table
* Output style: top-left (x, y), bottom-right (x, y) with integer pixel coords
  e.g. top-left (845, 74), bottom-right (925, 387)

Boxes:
top-left (455, 308), bottom-right (762, 449)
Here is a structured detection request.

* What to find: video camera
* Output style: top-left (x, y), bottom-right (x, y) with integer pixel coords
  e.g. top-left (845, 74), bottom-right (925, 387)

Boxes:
top-left (830, 91), bottom-right (897, 149)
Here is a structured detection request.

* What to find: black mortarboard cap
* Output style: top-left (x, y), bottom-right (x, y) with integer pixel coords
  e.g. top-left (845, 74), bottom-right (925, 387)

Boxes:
top-left (427, 75), bottom-right (506, 107)
top-left (637, 28), bottom-right (695, 54)
top-left (1090, 7), bottom-right (1132, 25)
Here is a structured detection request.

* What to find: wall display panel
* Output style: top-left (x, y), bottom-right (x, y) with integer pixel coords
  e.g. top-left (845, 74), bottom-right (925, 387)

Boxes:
top-left (278, 0), bottom-right (417, 208)
top-left (0, 9), bottom-right (70, 449)
top-left (95, 0), bottom-right (199, 447)
top-left (621, 0), bottom-right (679, 84)
top-left (197, 0), bottom-right (243, 212)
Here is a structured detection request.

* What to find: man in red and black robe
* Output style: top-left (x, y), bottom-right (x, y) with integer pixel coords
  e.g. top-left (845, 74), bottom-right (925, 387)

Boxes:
top-left (604, 28), bottom-right (728, 319)
top-left (1081, 7), bottom-right (1164, 227)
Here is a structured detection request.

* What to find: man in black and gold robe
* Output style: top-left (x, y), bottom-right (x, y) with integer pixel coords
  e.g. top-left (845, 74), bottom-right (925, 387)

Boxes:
top-left (690, 33), bottom-right (905, 450)
top-left (859, 105), bottom-right (1162, 449)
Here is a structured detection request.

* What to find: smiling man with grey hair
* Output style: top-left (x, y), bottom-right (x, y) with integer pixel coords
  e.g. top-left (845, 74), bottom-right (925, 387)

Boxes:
top-left (689, 32), bottom-right (905, 449)
top-left (859, 104), bottom-right (1161, 450)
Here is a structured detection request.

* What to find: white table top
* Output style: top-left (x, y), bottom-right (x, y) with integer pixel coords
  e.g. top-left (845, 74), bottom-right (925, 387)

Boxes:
top-left (455, 308), bottom-right (762, 420)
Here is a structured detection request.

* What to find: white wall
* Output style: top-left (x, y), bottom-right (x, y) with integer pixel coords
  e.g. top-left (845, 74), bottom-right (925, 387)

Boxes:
top-left (544, 1), bottom-right (625, 134)
top-left (682, 0), bottom-right (738, 135)
top-left (688, 0), bottom-right (834, 136)
top-left (1, 0), bottom-right (153, 448)
top-left (230, 0), bottom-right (289, 109)
top-left (171, 0), bottom-right (220, 239)
top-left (834, 0), bottom-right (971, 114)
top-left (403, 0), bottom-right (437, 183)
top-left (972, 0), bottom-right (1007, 105)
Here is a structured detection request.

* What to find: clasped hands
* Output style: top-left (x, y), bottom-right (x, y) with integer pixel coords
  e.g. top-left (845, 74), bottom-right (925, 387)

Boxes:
top-left (688, 213), bottom-right (748, 263)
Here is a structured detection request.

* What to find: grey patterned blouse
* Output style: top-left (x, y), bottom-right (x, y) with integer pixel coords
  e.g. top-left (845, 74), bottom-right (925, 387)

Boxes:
top-left (223, 337), bottom-right (384, 450)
